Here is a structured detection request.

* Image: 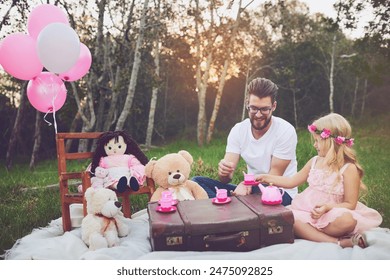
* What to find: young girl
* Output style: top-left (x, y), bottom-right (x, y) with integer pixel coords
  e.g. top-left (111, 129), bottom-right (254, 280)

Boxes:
top-left (256, 113), bottom-right (382, 248)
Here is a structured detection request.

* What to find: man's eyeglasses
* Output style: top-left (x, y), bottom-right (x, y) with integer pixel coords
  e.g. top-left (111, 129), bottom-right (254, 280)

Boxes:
top-left (247, 105), bottom-right (273, 115)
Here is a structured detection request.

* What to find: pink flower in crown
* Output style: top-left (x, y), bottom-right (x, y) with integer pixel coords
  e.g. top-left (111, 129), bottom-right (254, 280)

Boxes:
top-left (308, 124), bottom-right (317, 133)
top-left (346, 138), bottom-right (354, 147)
top-left (320, 128), bottom-right (331, 139)
top-left (334, 136), bottom-right (345, 145)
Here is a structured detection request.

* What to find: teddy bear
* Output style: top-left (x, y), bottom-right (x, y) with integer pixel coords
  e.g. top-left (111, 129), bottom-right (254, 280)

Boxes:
top-left (81, 187), bottom-right (129, 251)
top-left (90, 166), bottom-right (112, 189)
top-left (145, 150), bottom-right (208, 202)
top-left (90, 131), bottom-right (148, 193)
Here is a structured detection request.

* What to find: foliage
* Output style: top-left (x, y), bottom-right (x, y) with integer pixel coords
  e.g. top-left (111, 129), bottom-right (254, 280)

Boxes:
top-left (0, 0), bottom-right (389, 162)
top-left (1, 115), bottom-right (389, 258)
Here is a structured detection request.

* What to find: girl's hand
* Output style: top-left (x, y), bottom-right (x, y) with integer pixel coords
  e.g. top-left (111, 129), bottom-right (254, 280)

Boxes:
top-left (311, 204), bottom-right (328, 219)
top-left (255, 174), bottom-right (267, 183)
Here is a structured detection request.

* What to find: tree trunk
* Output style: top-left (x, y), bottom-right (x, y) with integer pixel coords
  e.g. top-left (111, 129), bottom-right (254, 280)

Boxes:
top-left (360, 78), bottom-right (368, 118)
top-left (65, 111), bottom-right (82, 152)
top-left (207, 0), bottom-right (245, 143)
top-left (6, 82), bottom-right (27, 170)
top-left (29, 110), bottom-right (42, 170)
top-left (292, 90), bottom-right (298, 128)
top-left (145, 1), bottom-right (161, 149)
top-left (194, 0), bottom-right (214, 146)
top-left (329, 34), bottom-right (336, 113)
top-left (351, 76), bottom-right (359, 117)
top-left (115, 0), bottom-right (149, 130)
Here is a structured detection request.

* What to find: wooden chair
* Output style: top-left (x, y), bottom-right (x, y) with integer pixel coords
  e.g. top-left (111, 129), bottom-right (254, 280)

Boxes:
top-left (56, 132), bottom-right (155, 232)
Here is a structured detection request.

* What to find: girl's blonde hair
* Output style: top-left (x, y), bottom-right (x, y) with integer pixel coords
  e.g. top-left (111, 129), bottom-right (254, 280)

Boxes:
top-left (311, 113), bottom-right (366, 190)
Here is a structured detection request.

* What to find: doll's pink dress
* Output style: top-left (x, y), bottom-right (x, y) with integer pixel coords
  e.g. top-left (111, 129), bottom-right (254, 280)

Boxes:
top-left (289, 156), bottom-right (382, 234)
top-left (99, 154), bottom-right (145, 185)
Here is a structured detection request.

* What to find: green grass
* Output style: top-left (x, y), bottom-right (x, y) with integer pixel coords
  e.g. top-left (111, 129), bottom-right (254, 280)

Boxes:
top-left (1, 115), bottom-right (389, 258)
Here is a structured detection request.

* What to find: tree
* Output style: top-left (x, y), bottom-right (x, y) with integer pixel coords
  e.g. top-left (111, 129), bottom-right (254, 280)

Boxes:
top-left (116, 0), bottom-right (150, 130)
top-left (206, 0), bottom-right (255, 143)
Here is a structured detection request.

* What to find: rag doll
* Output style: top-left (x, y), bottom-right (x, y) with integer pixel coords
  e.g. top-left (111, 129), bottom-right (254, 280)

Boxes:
top-left (91, 131), bottom-right (148, 193)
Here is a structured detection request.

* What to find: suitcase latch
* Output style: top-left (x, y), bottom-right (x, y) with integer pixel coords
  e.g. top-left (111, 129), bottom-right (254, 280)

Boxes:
top-left (267, 219), bottom-right (283, 234)
top-left (166, 236), bottom-right (183, 246)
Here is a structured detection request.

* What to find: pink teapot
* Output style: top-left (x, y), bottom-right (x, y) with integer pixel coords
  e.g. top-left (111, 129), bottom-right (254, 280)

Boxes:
top-left (258, 183), bottom-right (284, 205)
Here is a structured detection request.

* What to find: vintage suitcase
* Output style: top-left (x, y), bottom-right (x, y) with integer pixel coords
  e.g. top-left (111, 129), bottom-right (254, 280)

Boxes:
top-left (148, 194), bottom-right (294, 252)
top-left (236, 194), bottom-right (295, 246)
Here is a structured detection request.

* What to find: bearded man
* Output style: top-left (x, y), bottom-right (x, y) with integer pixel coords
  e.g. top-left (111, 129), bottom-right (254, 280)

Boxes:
top-left (192, 77), bottom-right (297, 205)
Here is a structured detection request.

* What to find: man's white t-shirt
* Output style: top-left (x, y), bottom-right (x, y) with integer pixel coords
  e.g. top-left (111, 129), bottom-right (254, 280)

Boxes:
top-left (226, 116), bottom-right (298, 198)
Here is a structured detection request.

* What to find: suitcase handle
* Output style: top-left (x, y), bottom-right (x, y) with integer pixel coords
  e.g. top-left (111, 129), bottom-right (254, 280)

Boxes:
top-left (204, 232), bottom-right (246, 248)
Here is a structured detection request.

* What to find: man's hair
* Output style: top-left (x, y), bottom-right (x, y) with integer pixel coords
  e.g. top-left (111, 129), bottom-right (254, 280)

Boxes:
top-left (247, 77), bottom-right (278, 103)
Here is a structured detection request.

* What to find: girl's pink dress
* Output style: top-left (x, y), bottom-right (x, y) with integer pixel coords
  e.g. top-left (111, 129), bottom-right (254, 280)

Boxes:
top-left (289, 156), bottom-right (382, 233)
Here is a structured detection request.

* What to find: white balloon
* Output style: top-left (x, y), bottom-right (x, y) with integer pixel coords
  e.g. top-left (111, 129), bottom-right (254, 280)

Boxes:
top-left (37, 23), bottom-right (80, 74)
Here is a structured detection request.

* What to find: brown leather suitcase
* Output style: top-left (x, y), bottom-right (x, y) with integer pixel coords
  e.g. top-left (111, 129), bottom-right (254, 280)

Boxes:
top-left (148, 194), bottom-right (294, 251)
top-left (236, 194), bottom-right (295, 247)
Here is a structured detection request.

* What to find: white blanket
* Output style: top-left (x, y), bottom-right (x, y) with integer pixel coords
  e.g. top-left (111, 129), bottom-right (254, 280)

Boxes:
top-left (4, 210), bottom-right (390, 260)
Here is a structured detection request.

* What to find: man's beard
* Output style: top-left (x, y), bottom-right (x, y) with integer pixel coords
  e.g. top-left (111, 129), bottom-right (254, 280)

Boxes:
top-left (250, 115), bottom-right (272, 131)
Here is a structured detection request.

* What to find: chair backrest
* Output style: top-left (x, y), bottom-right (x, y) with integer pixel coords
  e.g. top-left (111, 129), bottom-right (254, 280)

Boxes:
top-left (56, 132), bottom-right (154, 232)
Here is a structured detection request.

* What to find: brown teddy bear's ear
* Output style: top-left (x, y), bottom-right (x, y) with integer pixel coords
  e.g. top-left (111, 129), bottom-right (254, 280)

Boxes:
top-left (145, 159), bottom-right (157, 177)
top-left (178, 150), bottom-right (193, 165)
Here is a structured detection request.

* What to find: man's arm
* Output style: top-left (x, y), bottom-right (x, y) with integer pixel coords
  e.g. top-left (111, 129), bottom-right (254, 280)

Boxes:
top-left (218, 152), bottom-right (240, 184)
top-left (268, 156), bottom-right (291, 176)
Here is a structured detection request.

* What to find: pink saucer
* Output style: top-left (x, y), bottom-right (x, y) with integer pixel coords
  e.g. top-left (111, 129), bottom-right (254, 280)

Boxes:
top-left (262, 200), bottom-right (282, 205)
top-left (158, 199), bottom-right (178, 206)
top-left (243, 180), bottom-right (258, 186)
top-left (212, 197), bottom-right (232, 204)
top-left (156, 205), bottom-right (177, 213)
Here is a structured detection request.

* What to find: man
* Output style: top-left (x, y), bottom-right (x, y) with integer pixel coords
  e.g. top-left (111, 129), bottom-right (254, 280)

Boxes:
top-left (192, 77), bottom-right (298, 205)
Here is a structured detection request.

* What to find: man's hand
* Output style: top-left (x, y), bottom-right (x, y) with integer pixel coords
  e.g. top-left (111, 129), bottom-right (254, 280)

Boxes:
top-left (218, 159), bottom-right (235, 179)
top-left (231, 183), bottom-right (251, 196)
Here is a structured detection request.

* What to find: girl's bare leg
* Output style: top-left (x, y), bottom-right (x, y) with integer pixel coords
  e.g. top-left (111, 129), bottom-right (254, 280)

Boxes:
top-left (294, 213), bottom-right (359, 248)
top-left (321, 212), bottom-right (357, 237)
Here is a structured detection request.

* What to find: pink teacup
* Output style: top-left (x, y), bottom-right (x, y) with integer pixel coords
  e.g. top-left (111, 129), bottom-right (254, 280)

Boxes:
top-left (161, 190), bottom-right (173, 200)
top-left (160, 197), bottom-right (172, 210)
top-left (244, 173), bottom-right (255, 184)
top-left (216, 188), bottom-right (228, 202)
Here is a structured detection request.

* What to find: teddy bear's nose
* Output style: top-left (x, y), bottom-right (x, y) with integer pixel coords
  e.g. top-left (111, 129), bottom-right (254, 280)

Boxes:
top-left (173, 174), bottom-right (181, 179)
top-left (115, 201), bottom-right (122, 208)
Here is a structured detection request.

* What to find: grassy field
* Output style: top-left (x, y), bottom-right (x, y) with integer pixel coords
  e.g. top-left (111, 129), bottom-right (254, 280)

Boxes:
top-left (1, 114), bottom-right (389, 258)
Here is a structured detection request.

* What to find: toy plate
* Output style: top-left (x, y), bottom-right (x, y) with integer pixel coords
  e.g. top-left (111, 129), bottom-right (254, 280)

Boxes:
top-left (158, 199), bottom-right (178, 206)
top-left (243, 180), bottom-right (258, 186)
top-left (156, 206), bottom-right (177, 213)
top-left (212, 197), bottom-right (232, 205)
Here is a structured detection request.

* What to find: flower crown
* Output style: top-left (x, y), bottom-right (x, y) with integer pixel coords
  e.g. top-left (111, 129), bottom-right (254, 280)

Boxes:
top-left (307, 124), bottom-right (354, 147)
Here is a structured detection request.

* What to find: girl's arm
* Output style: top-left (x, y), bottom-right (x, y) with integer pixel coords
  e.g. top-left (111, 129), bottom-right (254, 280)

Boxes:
top-left (255, 158), bottom-right (313, 189)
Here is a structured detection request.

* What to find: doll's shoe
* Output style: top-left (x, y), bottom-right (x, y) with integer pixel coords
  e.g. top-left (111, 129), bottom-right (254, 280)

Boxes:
top-left (129, 176), bottom-right (140, 192)
top-left (117, 177), bottom-right (128, 193)
top-left (351, 233), bottom-right (368, 249)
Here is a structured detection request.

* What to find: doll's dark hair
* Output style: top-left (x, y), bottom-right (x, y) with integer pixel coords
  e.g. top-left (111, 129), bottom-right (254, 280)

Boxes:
top-left (90, 131), bottom-right (148, 174)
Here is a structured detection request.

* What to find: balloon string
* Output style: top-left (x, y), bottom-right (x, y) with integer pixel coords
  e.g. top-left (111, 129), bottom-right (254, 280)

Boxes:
top-left (43, 93), bottom-right (58, 134)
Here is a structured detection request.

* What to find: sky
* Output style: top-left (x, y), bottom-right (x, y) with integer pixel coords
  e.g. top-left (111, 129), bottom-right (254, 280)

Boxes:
top-left (291, 0), bottom-right (371, 38)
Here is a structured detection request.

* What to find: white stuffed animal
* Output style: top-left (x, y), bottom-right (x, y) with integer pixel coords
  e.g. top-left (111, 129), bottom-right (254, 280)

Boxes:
top-left (81, 187), bottom-right (129, 250)
top-left (90, 166), bottom-right (112, 189)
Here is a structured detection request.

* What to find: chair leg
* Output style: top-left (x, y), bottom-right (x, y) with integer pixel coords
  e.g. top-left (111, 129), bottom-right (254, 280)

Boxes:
top-left (62, 203), bottom-right (72, 232)
top-left (121, 195), bottom-right (131, 218)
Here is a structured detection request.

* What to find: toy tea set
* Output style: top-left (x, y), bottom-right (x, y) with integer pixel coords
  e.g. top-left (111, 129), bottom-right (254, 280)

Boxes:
top-left (244, 172), bottom-right (284, 205)
top-left (156, 173), bottom-right (284, 213)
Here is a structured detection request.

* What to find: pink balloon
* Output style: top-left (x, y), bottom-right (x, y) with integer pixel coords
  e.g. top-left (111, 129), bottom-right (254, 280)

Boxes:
top-left (27, 72), bottom-right (67, 113)
top-left (59, 43), bottom-right (92, 81)
top-left (0, 33), bottom-right (43, 80)
top-left (27, 4), bottom-right (69, 39)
